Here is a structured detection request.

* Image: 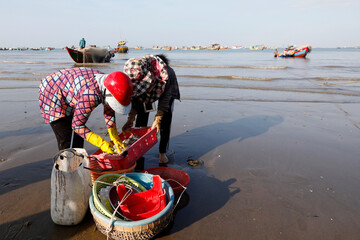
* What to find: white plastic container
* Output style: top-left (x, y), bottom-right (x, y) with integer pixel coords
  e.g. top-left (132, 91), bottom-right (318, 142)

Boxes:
top-left (51, 148), bottom-right (92, 225)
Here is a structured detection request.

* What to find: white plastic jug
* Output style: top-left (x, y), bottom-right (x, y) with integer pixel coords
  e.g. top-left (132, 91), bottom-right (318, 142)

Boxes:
top-left (50, 148), bottom-right (92, 225)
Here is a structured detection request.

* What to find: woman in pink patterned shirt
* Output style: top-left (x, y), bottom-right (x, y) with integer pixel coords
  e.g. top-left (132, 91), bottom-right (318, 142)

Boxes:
top-left (39, 67), bottom-right (133, 154)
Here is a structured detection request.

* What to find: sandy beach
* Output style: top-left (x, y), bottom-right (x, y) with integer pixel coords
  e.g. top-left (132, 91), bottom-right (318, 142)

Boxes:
top-left (1, 48), bottom-right (360, 239)
top-left (1, 91), bottom-right (360, 239)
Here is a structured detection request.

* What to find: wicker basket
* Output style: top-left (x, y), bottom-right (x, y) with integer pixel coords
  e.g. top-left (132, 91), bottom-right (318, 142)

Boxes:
top-left (89, 172), bottom-right (175, 240)
top-left (92, 173), bottom-right (147, 220)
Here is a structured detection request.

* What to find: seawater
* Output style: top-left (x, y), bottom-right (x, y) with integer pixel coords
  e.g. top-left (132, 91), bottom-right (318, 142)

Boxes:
top-left (1, 48), bottom-right (360, 103)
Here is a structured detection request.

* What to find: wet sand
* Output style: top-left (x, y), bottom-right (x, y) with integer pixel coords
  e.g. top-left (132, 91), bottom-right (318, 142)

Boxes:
top-left (1, 89), bottom-right (360, 239)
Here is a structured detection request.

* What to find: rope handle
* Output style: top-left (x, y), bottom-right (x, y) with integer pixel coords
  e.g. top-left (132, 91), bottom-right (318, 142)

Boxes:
top-left (52, 148), bottom-right (85, 165)
top-left (104, 184), bottom-right (133, 240)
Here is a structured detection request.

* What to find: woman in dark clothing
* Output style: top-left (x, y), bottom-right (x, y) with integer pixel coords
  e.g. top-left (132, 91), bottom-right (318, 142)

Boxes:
top-left (122, 54), bottom-right (180, 163)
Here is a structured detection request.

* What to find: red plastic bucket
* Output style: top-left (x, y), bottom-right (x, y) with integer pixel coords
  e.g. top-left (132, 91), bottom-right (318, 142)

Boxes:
top-left (114, 175), bottom-right (167, 221)
top-left (142, 167), bottom-right (190, 194)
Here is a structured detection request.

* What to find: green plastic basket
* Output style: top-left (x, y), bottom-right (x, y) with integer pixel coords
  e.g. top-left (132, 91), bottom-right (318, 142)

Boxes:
top-left (92, 173), bottom-right (146, 220)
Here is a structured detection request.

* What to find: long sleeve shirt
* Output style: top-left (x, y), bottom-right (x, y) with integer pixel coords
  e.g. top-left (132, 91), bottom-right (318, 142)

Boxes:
top-left (131, 65), bottom-right (180, 113)
top-left (158, 66), bottom-right (180, 112)
top-left (79, 39), bottom-right (86, 48)
top-left (39, 67), bottom-right (116, 139)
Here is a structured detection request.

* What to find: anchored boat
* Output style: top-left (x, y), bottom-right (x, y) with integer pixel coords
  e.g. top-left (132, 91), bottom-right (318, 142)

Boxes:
top-left (116, 41), bottom-right (129, 53)
top-left (208, 43), bottom-right (220, 50)
top-left (274, 45), bottom-right (312, 58)
top-left (66, 46), bottom-right (114, 63)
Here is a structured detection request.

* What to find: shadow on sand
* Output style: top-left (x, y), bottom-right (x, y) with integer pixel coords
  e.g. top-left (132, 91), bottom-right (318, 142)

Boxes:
top-left (0, 115), bottom-right (282, 239)
top-left (148, 115), bottom-right (283, 237)
top-left (170, 115), bottom-right (283, 162)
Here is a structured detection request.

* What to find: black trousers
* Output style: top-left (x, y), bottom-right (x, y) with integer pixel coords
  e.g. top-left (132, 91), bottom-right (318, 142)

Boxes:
top-left (50, 116), bottom-right (84, 150)
top-left (135, 102), bottom-right (173, 154)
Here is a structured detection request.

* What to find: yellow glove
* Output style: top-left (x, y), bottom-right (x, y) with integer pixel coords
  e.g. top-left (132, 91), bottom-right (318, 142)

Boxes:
top-left (151, 110), bottom-right (164, 133)
top-left (122, 108), bottom-right (137, 133)
top-left (108, 126), bottom-right (127, 153)
top-left (86, 132), bottom-right (115, 154)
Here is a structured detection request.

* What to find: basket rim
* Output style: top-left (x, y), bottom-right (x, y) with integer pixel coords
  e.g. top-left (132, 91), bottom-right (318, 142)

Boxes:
top-left (89, 173), bottom-right (174, 227)
top-left (93, 173), bottom-right (146, 193)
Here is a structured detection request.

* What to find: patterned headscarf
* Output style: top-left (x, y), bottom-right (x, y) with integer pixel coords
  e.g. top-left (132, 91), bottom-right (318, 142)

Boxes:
top-left (123, 55), bottom-right (168, 103)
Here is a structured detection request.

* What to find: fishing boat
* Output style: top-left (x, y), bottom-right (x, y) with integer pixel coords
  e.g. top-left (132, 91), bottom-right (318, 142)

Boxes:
top-left (116, 41), bottom-right (129, 53)
top-left (162, 46), bottom-right (172, 51)
top-left (208, 43), bottom-right (220, 50)
top-left (190, 45), bottom-right (200, 50)
top-left (66, 46), bottom-right (114, 63)
top-left (274, 45), bottom-right (312, 58)
top-left (249, 44), bottom-right (266, 50)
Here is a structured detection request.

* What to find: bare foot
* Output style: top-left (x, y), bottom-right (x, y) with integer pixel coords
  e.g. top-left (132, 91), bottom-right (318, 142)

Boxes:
top-left (159, 153), bottom-right (169, 164)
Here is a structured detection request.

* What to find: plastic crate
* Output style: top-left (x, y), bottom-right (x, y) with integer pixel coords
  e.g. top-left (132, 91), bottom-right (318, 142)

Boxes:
top-left (90, 127), bottom-right (157, 170)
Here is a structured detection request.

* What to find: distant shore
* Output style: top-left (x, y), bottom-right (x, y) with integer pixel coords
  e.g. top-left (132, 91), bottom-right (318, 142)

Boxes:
top-left (1, 45), bottom-right (360, 52)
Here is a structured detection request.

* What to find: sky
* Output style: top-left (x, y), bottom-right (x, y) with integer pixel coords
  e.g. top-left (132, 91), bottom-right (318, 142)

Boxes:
top-left (1, 0), bottom-right (359, 48)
